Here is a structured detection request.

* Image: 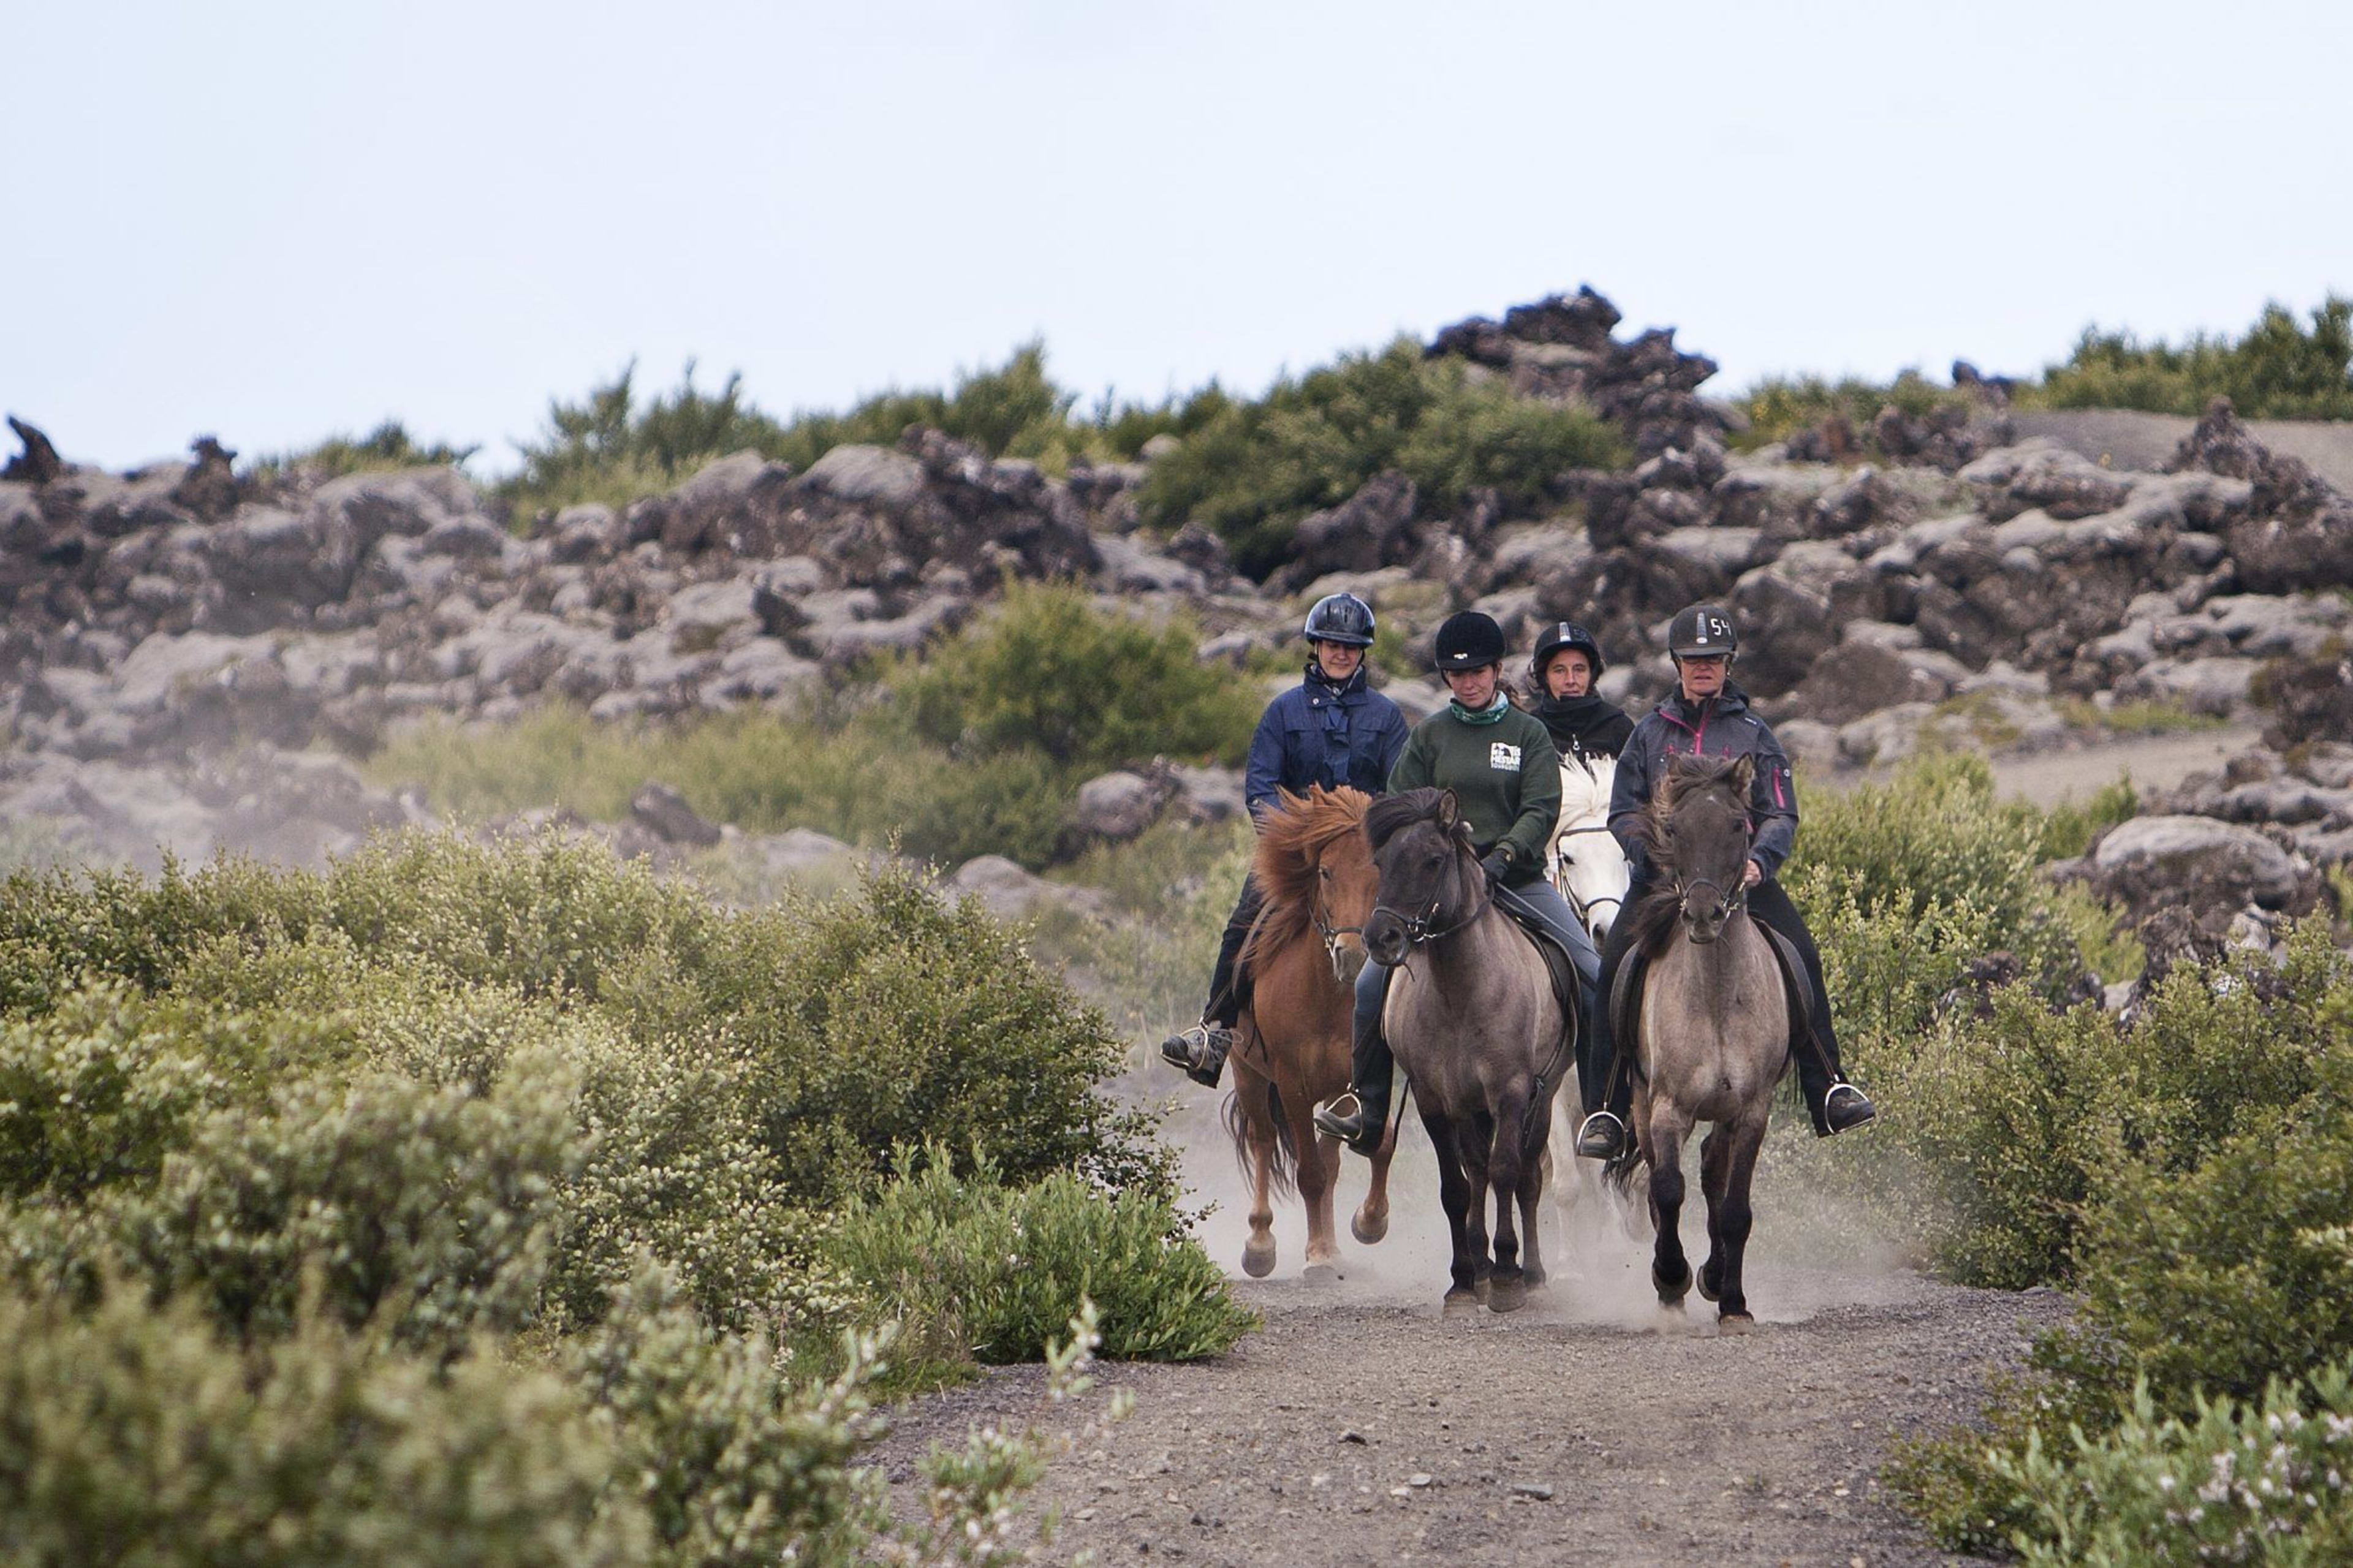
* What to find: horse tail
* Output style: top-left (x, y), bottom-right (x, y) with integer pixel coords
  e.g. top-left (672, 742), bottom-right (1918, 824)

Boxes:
top-left (1221, 1072), bottom-right (1298, 1202)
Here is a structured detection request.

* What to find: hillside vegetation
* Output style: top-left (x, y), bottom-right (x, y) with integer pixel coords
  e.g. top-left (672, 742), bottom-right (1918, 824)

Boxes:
top-left (0, 834), bottom-right (1254, 1563)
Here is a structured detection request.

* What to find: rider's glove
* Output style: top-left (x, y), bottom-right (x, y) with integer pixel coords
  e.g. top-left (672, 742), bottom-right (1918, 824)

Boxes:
top-left (1478, 848), bottom-right (1512, 883)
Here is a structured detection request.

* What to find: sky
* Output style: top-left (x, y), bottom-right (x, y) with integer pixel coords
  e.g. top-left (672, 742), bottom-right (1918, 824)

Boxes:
top-left (7, 0), bottom-right (2351, 475)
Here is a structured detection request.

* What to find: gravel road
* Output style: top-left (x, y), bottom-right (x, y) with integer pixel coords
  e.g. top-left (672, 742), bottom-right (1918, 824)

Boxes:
top-left (877, 1132), bottom-right (2067, 1567)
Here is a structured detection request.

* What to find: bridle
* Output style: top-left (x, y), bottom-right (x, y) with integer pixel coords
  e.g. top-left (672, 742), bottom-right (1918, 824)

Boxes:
top-left (1371, 849), bottom-right (1491, 954)
top-left (1668, 806), bottom-right (1756, 934)
top-left (1310, 880), bottom-right (1365, 982)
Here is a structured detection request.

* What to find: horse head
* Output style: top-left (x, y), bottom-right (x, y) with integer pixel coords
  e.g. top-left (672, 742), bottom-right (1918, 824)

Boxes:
top-left (1248, 786), bottom-right (1377, 988)
top-left (1644, 755), bottom-right (1756, 945)
top-left (1362, 787), bottom-right (1483, 967)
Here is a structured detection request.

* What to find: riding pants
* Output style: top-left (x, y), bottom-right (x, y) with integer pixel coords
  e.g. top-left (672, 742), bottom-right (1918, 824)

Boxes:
top-left (1203, 874), bottom-right (1266, 1029)
top-left (1347, 878), bottom-right (1600, 1108)
top-left (1582, 874), bottom-right (1850, 1133)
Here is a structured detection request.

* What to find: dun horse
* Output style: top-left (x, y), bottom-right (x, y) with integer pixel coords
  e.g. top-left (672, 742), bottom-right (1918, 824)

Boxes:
top-left (1617, 754), bottom-right (1798, 1327)
top-left (1224, 786), bottom-right (1396, 1281)
top-left (1362, 788), bottom-right (1571, 1314)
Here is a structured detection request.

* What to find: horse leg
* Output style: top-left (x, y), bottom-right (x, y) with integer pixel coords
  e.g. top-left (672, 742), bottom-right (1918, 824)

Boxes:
top-left (1287, 1081), bottom-right (1341, 1279)
top-left (1710, 1113), bottom-right (1768, 1327)
top-left (1456, 1109), bottom-right (1496, 1302)
top-left (1485, 1092), bottom-right (1530, 1312)
top-left (1237, 1068), bottom-right (1279, 1279)
top-left (1646, 1104), bottom-right (1696, 1307)
top-left (1698, 1124), bottom-right (1730, 1304)
top-left (1518, 1105), bottom-right (1550, 1290)
top-left (1352, 1113), bottom-right (1397, 1245)
top-left (1422, 1111), bottom-right (1480, 1315)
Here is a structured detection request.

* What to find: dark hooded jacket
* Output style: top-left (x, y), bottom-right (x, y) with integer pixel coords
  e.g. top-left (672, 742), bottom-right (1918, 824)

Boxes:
top-left (1607, 683), bottom-right (1797, 882)
top-left (1243, 662), bottom-right (1411, 819)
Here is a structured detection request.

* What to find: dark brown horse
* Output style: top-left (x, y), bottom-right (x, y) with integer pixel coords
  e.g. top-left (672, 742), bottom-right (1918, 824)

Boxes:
top-left (1224, 786), bottom-right (1395, 1281)
top-left (1362, 788), bottom-right (1570, 1314)
top-left (1617, 754), bottom-right (1792, 1327)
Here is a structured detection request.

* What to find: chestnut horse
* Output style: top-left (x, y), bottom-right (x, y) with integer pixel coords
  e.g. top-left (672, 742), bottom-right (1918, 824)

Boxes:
top-left (1224, 786), bottom-right (1396, 1281)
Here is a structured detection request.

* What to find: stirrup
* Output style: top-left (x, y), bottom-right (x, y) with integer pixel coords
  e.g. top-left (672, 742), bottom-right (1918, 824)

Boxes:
top-left (1157, 1024), bottom-right (1229, 1088)
top-left (1573, 1110), bottom-right (1627, 1161)
top-left (1312, 1091), bottom-right (1385, 1154)
top-left (1821, 1081), bottom-right (1876, 1135)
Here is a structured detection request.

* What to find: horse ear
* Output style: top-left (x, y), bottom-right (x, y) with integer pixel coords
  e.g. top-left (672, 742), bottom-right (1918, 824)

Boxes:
top-left (1435, 790), bottom-right (1458, 830)
top-left (1729, 754), bottom-right (1756, 794)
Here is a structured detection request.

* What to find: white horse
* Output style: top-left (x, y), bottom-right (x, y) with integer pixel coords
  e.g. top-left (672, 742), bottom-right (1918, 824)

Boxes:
top-left (1547, 751), bottom-right (1630, 945)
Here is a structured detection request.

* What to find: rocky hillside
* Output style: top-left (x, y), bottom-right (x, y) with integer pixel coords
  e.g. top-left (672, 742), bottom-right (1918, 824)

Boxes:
top-left (3, 288), bottom-right (2349, 950)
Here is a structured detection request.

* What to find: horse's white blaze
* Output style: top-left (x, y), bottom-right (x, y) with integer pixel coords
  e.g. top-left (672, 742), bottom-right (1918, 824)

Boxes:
top-left (1550, 754), bottom-right (1630, 943)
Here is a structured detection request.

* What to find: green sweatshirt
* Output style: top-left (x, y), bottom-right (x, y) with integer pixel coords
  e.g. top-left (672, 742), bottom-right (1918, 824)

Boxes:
top-left (1387, 702), bottom-right (1562, 887)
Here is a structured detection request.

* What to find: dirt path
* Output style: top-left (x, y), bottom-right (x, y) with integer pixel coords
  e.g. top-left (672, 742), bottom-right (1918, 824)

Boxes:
top-left (1983, 723), bottom-right (2257, 809)
top-left (877, 1131), bottom-right (2067, 1567)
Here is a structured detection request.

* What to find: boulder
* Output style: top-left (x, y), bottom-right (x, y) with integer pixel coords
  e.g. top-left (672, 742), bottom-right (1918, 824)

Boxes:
top-left (950, 855), bottom-right (1110, 922)
top-left (1070, 769), bottom-right (1173, 844)
top-left (2091, 814), bottom-right (2316, 917)
top-left (795, 443), bottom-right (925, 509)
top-left (629, 781), bottom-right (722, 847)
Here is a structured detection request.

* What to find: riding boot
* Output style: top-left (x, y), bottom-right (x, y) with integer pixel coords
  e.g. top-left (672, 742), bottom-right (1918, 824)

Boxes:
top-left (1159, 879), bottom-right (1259, 1088)
top-left (1575, 926), bottom-right (1642, 1161)
top-left (1313, 963), bottom-right (1395, 1156)
top-left (1745, 879), bottom-right (1879, 1138)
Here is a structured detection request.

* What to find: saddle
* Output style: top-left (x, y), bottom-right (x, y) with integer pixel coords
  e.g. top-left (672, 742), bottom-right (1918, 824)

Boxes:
top-left (1501, 904), bottom-right (1585, 1043)
top-left (1608, 920), bottom-right (1816, 1079)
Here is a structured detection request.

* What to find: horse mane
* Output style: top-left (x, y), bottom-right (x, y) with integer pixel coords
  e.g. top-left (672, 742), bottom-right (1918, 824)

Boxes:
top-left (1241, 786), bottom-right (1372, 974)
top-left (1363, 787), bottom-right (1454, 854)
top-left (1621, 754), bottom-right (1753, 957)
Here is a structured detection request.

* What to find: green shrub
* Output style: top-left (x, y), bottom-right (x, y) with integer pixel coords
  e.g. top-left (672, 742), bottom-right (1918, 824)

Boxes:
top-left (821, 1151), bottom-right (1255, 1386)
top-left (249, 419), bottom-right (481, 482)
top-left (114, 1056), bottom-right (580, 1348)
top-left (2038, 773), bottom-right (2140, 862)
top-left (1790, 753), bottom-right (2080, 994)
top-left (2028, 296), bottom-right (2353, 421)
top-left (892, 580), bottom-right (1258, 771)
top-left (1137, 340), bottom-right (1624, 578)
top-left (1732, 369), bottom-right (1975, 451)
top-left (1986, 1362), bottom-right (2353, 1567)
top-left (0, 1284), bottom-right (640, 1567)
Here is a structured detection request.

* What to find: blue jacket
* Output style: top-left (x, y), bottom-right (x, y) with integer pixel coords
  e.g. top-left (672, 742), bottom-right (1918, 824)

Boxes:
top-left (1607, 683), bottom-right (1798, 882)
top-left (1244, 664), bottom-right (1411, 819)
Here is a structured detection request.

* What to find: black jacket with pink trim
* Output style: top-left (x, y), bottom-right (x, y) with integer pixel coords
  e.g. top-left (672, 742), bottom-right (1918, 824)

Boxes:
top-left (1606, 683), bottom-right (1798, 882)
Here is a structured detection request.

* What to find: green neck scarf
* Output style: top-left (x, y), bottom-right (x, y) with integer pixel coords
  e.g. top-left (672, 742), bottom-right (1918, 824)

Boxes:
top-left (1450, 691), bottom-right (1512, 726)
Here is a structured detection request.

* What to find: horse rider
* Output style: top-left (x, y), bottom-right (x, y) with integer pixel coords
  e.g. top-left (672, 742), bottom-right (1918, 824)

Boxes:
top-left (1314, 611), bottom-right (1600, 1154)
top-left (1572, 603), bottom-right (1878, 1161)
top-left (1160, 592), bottom-right (1410, 1089)
top-left (1528, 620), bottom-right (1633, 764)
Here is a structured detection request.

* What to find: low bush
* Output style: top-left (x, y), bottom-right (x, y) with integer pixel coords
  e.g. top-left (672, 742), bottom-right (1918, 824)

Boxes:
top-left (1791, 753), bottom-right (2082, 994)
top-left (820, 1153), bottom-right (1255, 1387)
top-left (1137, 340), bottom-right (1624, 578)
top-left (1891, 930), bottom-right (2353, 1551)
top-left (892, 581), bottom-right (1257, 771)
top-left (2029, 296), bottom-right (2353, 421)
top-left (0, 1284), bottom-right (639, 1567)
top-left (249, 419), bottom-right (480, 482)
top-left (1732, 369), bottom-right (1976, 451)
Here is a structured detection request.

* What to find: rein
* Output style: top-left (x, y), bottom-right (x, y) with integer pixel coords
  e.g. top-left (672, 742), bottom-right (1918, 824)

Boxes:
top-left (1371, 879), bottom-right (1492, 950)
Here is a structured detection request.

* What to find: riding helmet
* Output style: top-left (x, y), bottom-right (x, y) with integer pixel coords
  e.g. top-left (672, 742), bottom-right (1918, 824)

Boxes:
top-left (1667, 604), bottom-right (1738, 659)
top-left (1528, 620), bottom-right (1606, 684)
top-left (1432, 610), bottom-right (1507, 671)
top-left (1302, 591), bottom-right (1377, 648)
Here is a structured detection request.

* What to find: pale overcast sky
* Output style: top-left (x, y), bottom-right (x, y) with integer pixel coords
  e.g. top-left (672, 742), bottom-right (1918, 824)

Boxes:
top-left (8, 0), bottom-right (2349, 474)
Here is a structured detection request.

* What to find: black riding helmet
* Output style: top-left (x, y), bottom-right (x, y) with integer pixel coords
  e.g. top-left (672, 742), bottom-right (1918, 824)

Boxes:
top-left (1667, 603), bottom-right (1738, 659)
top-left (1528, 621), bottom-right (1606, 686)
top-left (1433, 610), bottom-right (1507, 671)
top-left (1303, 592), bottom-right (1377, 647)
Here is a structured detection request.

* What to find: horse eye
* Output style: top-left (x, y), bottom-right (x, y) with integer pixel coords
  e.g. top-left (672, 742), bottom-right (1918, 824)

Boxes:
top-left (1319, 865), bottom-right (1332, 880)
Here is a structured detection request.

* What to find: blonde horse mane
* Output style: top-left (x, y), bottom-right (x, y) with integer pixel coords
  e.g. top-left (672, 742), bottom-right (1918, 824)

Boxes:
top-left (1241, 786), bottom-right (1372, 975)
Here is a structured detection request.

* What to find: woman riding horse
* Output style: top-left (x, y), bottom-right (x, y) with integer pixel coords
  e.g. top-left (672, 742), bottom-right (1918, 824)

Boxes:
top-left (1528, 620), bottom-right (1632, 770)
top-left (1573, 604), bottom-right (1878, 1161)
top-left (1161, 592), bottom-right (1409, 1088)
top-left (1314, 611), bottom-right (1600, 1154)
top-left (1530, 621), bottom-right (1634, 936)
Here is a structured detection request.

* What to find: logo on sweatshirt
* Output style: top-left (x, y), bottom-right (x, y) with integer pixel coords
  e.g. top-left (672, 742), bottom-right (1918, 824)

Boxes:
top-left (1490, 741), bottom-right (1521, 771)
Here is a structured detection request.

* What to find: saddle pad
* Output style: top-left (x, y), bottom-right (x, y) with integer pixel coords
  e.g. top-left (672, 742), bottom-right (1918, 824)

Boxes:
top-left (1756, 921), bottom-right (1815, 1061)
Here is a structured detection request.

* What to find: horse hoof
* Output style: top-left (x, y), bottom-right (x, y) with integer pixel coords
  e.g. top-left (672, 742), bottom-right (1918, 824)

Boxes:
top-left (1718, 1311), bottom-right (1755, 1334)
top-left (1487, 1273), bottom-right (1527, 1314)
top-left (1697, 1266), bottom-right (1722, 1304)
top-left (1653, 1266), bottom-right (1691, 1305)
top-left (1351, 1210), bottom-right (1389, 1246)
top-left (1240, 1238), bottom-right (1277, 1279)
top-left (1442, 1288), bottom-right (1481, 1319)
top-left (1302, 1262), bottom-right (1341, 1288)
